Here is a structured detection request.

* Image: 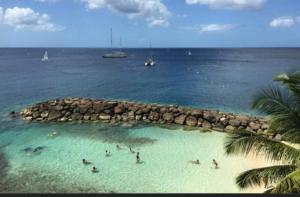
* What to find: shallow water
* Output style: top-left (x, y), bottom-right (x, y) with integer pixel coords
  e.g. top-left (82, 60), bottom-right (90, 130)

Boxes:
top-left (0, 119), bottom-right (268, 193)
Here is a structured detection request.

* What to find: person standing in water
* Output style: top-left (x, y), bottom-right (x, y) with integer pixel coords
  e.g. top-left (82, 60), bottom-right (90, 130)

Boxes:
top-left (212, 159), bottom-right (219, 169)
top-left (105, 150), bottom-right (111, 157)
top-left (136, 152), bottom-right (140, 163)
top-left (92, 166), bottom-right (99, 173)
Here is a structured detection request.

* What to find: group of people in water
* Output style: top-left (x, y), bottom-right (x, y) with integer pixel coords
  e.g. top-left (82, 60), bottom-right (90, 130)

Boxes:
top-left (188, 159), bottom-right (219, 169)
top-left (82, 144), bottom-right (142, 173)
top-left (82, 143), bottom-right (219, 173)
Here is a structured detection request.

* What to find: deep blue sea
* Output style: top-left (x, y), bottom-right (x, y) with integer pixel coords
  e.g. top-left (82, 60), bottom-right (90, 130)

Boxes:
top-left (1, 48), bottom-right (300, 114)
top-left (0, 48), bottom-right (299, 193)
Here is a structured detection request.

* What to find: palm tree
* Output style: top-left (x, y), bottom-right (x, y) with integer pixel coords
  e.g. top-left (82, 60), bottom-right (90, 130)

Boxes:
top-left (224, 70), bottom-right (300, 194)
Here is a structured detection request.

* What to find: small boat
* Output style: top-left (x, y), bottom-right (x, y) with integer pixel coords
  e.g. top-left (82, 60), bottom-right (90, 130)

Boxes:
top-left (41, 51), bottom-right (49, 61)
top-left (145, 42), bottom-right (156, 67)
top-left (188, 50), bottom-right (192, 56)
top-left (145, 58), bottom-right (156, 67)
top-left (103, 28), bottom-right (128, 58)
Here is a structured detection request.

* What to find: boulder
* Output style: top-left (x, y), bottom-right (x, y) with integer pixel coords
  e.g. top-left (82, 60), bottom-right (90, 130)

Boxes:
top-left (249, 122), bottom-right (261, 131)
top-left (78, 105), bottom-right (90, 114)
top-left (114, 105), bottom-right (125, 114)
top-left (148, 111), bottom-right (160, 121)
top-left (185, 116), bottom-right (198, 126)
top-left (236, 115), bottom-right (249, 126)
top-left (99, 114), bottom-right (111, 121)
top-left (220, 117), bottom-right (229, 126)
top-left (90, 114), bottom-right (99, 121)
top-left (163, 113), bottom-right (174, 123)
top-left (48, 111), bottom-right (62, 121)
top-left (160, 107), bottom-right (168, 114)
top-left (83, 115), bottom-right (91, 121)
top-left (213, 123), bottom-right (225, 132)
top-left (71, 113), bottom-right (83, 121)
top-left (203, 111), bottom-right (216, 123)
top-left (54, 105), bottom-right (64, 111)
top-left (93, 102), bottom-right (104, 113)
top-left (191, 110), bottom-right (202, 117)
top-left (229, 119), bottom-right (241, 127)
top-left (32, 111), bottom-right (41, 119)
top-left (202, 120), bottom-right (212, 129)
top-left (261, 123), bottom-right (269, 130)
top-left (225, 125), bottom-right (236, 132)
top-left (174, 114), bottom-right (187, 125)
top-left (128, 111), bottom-right (135, 120)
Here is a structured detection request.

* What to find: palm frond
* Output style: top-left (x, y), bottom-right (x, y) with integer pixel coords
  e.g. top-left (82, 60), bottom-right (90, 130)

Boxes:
top-left (270, 169), bottom-right (300, 194)
top-left (274, 71), bottom-right (300, 101)
top-left (251, 85), bottom-right (298, 116)
top-left (225, 132), bottom-right (300, 162)
top-left (236, 165), bottom-right (297, 189)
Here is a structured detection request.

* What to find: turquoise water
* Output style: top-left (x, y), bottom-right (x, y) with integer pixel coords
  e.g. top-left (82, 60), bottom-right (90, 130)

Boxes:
top-left (0, 118), bottom-right (267, 193)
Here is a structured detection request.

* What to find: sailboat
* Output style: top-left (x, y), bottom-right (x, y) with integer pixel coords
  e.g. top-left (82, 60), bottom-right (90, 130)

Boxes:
top-left (41, 51), bottom-right (49, 61)
top-left (145, 42), bottom-right (156, 67)
top-left (188, 50), bottom-right (192, 56)
top-left (103, 28), bottom-right (127, 58)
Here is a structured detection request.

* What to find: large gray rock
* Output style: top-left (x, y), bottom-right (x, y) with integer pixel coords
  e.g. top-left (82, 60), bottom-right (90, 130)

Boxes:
top-left (186, 116), bottom-right (198, 126)
top-left (71, 113), bottom-right (83, 120)
top-left (99, 113), bottom-right (111, 120)
top-left (229, 119), bottom-right (241, 127)
top-left (93, 102), bottom-right (104, 113)
top-left (163, 113), bottom-right (174, 123)
top-left (114, 105), bottom-right (125, 114)
top-left (202, 120), bottom-right (212, 129)
top-left (236, 115), bottom-right (249, 126)
top-left (48, 111), bottom-right (62, 121)
top-left (191, 110), bottom-right (202, 117)
top-left (148, 111), bottom-right (160, 121)
top-left (203, 111), bottom-right (216, 123)
top-left (249, 122), bottom-right (261, 131)
top-left (225, 125), bottom-right (236, 132)
top-left (41, 111), bottom-right (49, 118)
top-left (175, 114), bottom-right (187, 125)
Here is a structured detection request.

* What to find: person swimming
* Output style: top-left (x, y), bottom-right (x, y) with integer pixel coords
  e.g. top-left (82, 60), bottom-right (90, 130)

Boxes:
top-left (105, 150), bottom-right (111, 157)
top-left (116, 144), bottom-right (122, 150)
top-left (92, 166), bottom-right (99, 173)
top-left (129, 146), bottom-right (135, 154)
top-left (212, 159), bottom-right (219, 169)
top-left (82, 159), bottom-right (92, 165)
top-left (136, 152), bottom-right (140, 163)
top-left (189, 160), bottom-right (200, 165)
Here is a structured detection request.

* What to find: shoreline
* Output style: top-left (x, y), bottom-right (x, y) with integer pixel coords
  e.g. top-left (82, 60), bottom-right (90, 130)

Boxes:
top-left (18, 97), bottom-right (269, 134)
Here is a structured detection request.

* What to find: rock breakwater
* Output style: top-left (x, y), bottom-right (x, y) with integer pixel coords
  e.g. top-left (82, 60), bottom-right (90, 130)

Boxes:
top-left (19, 98), bottom-right (269, 133)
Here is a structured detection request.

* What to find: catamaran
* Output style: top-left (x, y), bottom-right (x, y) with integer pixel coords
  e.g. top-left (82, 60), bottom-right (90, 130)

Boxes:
top-left (41, 51), bottom-right (49, 61)
top-left (103, 28), bottom-right (127, 58)
top-left (145, 42), bottom-right (156, 67)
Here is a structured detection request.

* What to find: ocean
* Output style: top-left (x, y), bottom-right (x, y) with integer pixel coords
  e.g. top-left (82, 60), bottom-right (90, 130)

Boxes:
top-left (0, 48), bottom-right (299, 193)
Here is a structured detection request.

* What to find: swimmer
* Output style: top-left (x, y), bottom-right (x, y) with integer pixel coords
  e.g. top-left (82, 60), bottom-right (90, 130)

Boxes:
top-left (212, 159), bottom-right (219, 169)
top-left (116, 144), bottom-right (122, 150)
top-left (189, 160), bottom-right (200, 165)
top-left (136, 152), bottom-right (140, 163)
top-left (129, 146), bottom-right (135, 154)
top-left (105, 150), bottom-right (111, 157)
top-left (82, 159), bottom-right (92, 165)
top-left (92, 166), bottom-right (99, 173)
top-left (33, 146), bottom-right (44, 153)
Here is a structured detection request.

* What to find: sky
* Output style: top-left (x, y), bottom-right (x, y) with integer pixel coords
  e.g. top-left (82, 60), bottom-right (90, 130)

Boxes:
top-left (0, 0), bottom-right (300, 48)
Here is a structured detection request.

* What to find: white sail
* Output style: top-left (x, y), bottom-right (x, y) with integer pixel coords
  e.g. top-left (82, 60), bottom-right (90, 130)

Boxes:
top-left (42, 51), bottom-right (48, 61)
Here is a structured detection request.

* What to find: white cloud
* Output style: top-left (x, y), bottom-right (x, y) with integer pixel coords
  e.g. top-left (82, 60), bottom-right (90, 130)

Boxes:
top-left (81, 0), bottom-right (171, 27)
top-left (186, 24), bottom-right (237, 32)
top-left (270, 16), bottom-right (295, 28)
top-left (0, 6), bottom-right (64, 32)
top-left (185, 0), bottom-right (267, 10)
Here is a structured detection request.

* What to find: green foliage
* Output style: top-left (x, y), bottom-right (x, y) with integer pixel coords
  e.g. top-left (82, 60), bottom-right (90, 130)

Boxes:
top-left (224, 70), bottom-right (300, 194)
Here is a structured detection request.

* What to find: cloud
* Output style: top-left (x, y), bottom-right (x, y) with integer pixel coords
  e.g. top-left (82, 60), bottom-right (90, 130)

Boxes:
top-left (186, 24), bottom-right (237, 33)
top-left (0, 6), bottom-right (64, 32)
top-left (81, 0), bottom-right (171, 27)
top-left (185, 0), bottom-right (267, 10)
top-left (270, 16), bottom-right (295, 28)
